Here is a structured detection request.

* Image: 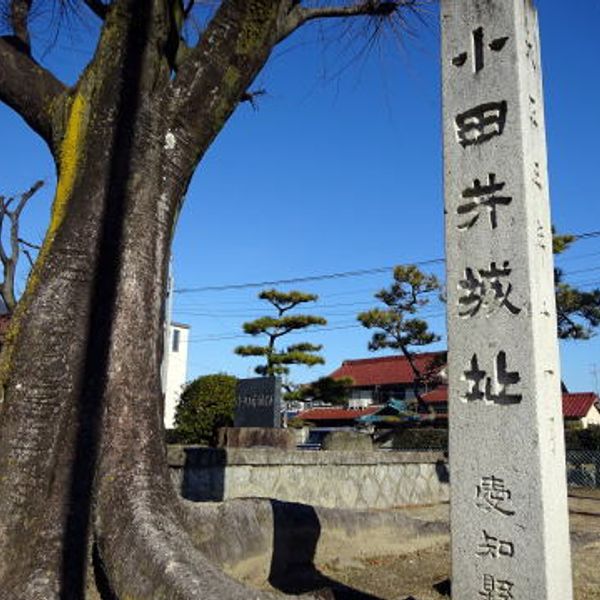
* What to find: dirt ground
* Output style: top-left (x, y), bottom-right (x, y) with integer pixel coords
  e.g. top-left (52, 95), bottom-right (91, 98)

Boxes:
top-left (315, 489), bottom-right (600, 600)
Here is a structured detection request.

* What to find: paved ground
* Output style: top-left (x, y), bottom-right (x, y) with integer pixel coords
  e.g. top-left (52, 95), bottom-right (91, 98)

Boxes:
top-left (314, 489), bottom-right (600, 600)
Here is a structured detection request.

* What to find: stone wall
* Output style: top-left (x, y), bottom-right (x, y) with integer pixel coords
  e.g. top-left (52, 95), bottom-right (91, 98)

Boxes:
top-left (168, 447), bottom-right (450, 509)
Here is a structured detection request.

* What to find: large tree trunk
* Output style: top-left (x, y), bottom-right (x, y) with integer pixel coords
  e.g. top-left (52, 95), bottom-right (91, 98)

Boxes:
top-left (0, 3), bottom-right (173, 595)
top-left (0, 1), bottom-right (313, 597)
top-left (0, 0), bottom-right (403, 596)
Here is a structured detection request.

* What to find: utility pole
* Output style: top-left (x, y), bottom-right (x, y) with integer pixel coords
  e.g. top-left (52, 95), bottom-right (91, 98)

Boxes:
top-left (591, 363), bottom-right (600, 396)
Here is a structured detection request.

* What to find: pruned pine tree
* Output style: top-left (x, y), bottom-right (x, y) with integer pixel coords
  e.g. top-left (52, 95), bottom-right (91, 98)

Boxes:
top-left (235, 289), bottom-right (326, 379)
top-left (553, 230), bottom-right (600, 340)
top-left (297, 375), bottom-right (355, 406)
top-left (0, 180), bottom-right (44, 314)
top-left (357, 264), bottom-right (441, 406)
top-left (0, 1), bottom-right (423, 597)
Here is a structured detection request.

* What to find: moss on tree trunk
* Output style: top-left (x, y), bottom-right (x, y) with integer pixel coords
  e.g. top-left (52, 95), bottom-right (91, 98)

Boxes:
top-left (0, 0), bottom-right (412, 597)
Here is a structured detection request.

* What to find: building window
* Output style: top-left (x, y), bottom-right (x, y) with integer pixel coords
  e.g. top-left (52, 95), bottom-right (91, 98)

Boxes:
top-left (172, 329), bottom-right (180, 353)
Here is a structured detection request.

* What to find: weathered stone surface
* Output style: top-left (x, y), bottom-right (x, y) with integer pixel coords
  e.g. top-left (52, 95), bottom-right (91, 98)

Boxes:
top-left (234, 376), bottom-right (281, 428)
top-left (441, 1), bottom-right (572, 598)
top-left (169, 447), bottom-right (449, 509)
top-left (218, 427), bottom-right (296, 450)
top-left (167, 446), bottom-right (446, 467)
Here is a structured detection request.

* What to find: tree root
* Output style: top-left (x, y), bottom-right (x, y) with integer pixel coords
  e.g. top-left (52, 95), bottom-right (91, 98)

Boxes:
top-left (93, 457), bottom-right (332, 600)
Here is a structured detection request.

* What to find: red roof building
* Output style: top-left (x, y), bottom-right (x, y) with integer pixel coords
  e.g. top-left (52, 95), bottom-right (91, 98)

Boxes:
top-left (420, 386), bottom-right (448, 404)
top-left (329, 352), bottom-right (446, 407)
top-left (562, 393), bottom-right (600, 427)
top-left (422, 386), bottom-right (600, 428)
top-left (324, 351), bottom-right (600, 428)
top-left (330, 352), bottom-right (446, 387)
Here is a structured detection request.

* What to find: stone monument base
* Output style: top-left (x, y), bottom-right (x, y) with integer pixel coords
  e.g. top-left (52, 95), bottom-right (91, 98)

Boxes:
top-left (217, 427), bottom-right (296, 450)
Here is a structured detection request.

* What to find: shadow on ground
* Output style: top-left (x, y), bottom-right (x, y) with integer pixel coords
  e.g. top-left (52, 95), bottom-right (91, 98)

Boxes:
top-left (269, 500), bottom-right (384, 600)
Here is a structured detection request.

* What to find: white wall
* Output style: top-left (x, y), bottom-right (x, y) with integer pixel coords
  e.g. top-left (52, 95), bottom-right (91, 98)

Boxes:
top-left (163, 322), bottom-right (190, 428)
top-left (349, 389), bottom-right (373, 408)
top-left (582, 405), bottom-right (600, 428)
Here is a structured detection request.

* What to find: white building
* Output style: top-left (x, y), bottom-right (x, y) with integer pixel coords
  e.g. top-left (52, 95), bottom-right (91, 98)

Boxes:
top-left (162, 321), bottom-right (190, 428)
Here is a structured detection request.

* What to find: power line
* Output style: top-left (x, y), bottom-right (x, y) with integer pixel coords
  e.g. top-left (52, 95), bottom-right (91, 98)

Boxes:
top-left (175, 258), bottom-right (444, 294)
top-left (574, 230), bottom-right (600, 240)
top-left (188, 323), bottom-right (362, 343)
top-left (187, 312), bottom-right (448, 343)
top-left (555, 250), bottom-right (600, 264)
top-left (561, 265), bottom-right (600, 276)
top-left (174, 229), bottom-right (600, 294)
top-left (174, 288), bottom-right (444, 311)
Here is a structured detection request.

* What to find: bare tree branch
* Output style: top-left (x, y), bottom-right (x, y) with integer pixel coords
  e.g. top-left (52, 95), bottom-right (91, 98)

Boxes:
top-left (282, 0), bottom-right (412, 39)
top-left (9, 180), bottom-right (43, 272)
top-left (183, 0), bottom-right (195, 19)
top-left (20, 247), bottom-right (34, 268)
top-left (1, 0), bottom-right (66, 143)
top-left (17, 237), bottom-right (41, 250)
top-left (0, 37), bottom-right (66, 150)
top-left (0, 197), bottom-right (8, 265)
top-left (240, 88), bottom-right (266, 109)
top-left (83, 0), bottom-right (109, 20)
top-left (0, 180), bottom-right (44, 312)
top-left (13, 179), bottom-right (43, 219)
top-left (9, 0), bottom-right (32, 51)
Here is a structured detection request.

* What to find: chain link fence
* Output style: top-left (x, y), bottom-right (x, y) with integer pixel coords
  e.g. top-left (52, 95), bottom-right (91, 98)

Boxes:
top-left (566, 449), bottom-right (600, 488)
top-left (380, 442), bottom-right (600, 489)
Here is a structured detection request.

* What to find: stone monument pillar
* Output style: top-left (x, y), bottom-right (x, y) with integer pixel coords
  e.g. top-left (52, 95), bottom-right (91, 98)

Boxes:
top-left (441, 1), bottom-right (573, 598)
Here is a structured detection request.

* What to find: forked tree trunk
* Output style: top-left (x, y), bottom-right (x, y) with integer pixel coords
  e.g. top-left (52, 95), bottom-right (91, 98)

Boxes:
top-left (0, 0), bottom-right (400, 597)
top-left (0, 2), bottom-right (289, 598)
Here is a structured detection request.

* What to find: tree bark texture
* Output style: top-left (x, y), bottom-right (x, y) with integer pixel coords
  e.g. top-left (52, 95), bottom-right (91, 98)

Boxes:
top-left (0, 0), bottom-right (407, 597)
top-left (0, 1), bottom-right (293, 597)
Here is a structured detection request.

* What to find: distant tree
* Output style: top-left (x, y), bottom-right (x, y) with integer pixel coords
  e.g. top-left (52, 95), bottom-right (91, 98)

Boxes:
top-left (357, 265), bottom-right (441, 405)
top-left (564, 424), bottom-right (600, 450)
top-left (296, 375), bottom-right (355, 406)
top-left (0, 180), bottom-right (44, 313)
top-left (235, 289), bottom-right (327, 379)
top-left (173, 374), bottom-right (237, 446)
top-left (553, 231), bottom-right (600, 340)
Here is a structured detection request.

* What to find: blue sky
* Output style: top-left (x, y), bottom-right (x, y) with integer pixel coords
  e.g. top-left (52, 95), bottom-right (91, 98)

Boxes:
top-left (1, 2), bottom-right (599, 392)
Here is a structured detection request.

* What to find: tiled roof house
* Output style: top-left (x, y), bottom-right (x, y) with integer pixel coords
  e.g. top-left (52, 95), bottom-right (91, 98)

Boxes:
top-left (328, 352), bottom-right (446, 407)
top-left (422, 386), bottom-right (600, 428)
top-left (318, 351), bottom-right (600, 429)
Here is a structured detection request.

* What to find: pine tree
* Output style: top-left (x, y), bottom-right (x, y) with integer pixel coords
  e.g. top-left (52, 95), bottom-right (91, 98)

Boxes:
top-left (553, 231), bottom-right (600, 339)
top-left (235, 288), bottom-right (326, 378)
top-left (357, 265), bottom-right (441, 405)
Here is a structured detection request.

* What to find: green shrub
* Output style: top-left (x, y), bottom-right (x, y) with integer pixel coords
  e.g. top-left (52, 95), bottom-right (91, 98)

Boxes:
top-left (389, 427), bottom-right (448, 450)
top-left (565, 424), bottom-right (600, 450)
top-left (173, 373), bottom-right (237, 445)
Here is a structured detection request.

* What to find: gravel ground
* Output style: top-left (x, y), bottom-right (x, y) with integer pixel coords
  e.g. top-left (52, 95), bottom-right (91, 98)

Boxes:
top-left (313, 489), bottom-right (600, 600)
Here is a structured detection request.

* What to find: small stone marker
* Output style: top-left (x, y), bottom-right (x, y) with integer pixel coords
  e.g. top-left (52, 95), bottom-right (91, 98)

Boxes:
top-left (234, 376), bottom-right (281, 428)
top-left (441, 1), bottom-right (573, 598)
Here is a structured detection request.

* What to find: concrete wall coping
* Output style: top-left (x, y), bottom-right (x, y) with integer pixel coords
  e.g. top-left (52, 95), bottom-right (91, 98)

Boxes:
top-left (167, 445), bottom-right (447, 468)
